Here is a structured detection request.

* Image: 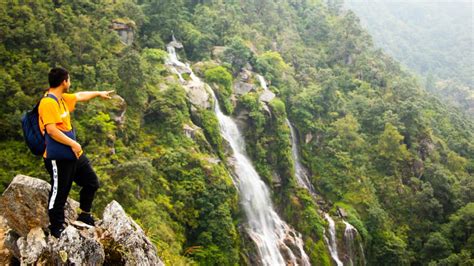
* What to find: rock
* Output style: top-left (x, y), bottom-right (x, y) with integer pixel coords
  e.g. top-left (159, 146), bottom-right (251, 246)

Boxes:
top-left (305, 133), bottom-right (313, 144)
top-left (50, 225), bottom-right (104, 265)
top-left (233, 81), bottom-right (256, 95)
top-left (4, 230), bottom-right (20, 260)
top-left (272, 171), bottom-right (282, 187)
top-left (185, 81), bottom-right (211, 109)
top-left (17, 227), bottom-right (47, 264)
top-left (100, 201), bottom-right (164, 266)
top-left (259, 90), bottom-right (276, 103)
top-left (0, 216), bottom-right (13, 264)
top-left (183, 123), bottom-right (202, 140)
top-left (0, 175), bottom-right (79, 236)
top-left (1, 175), bottom-right (164, 265)
top-left (337, 207), bottom-right (348, 218)
top-left (110, 94), bottom-right (127, 126)
top-left (234, 109), bottom-right (250, 133)
top-left (111, 19), bottom-right (135, 46)
top-left (238, 69), bottom-right (253, 82)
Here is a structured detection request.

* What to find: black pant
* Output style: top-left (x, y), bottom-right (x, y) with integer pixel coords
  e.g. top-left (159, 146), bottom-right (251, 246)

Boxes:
top-left (44, 154), bottom-right (99, 229)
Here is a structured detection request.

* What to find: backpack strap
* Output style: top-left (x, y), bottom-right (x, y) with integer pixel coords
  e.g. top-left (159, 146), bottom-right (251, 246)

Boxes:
top-left (43, 93), bottom-right (74, 133)
top-left (44, 93), bottom-right (69, 111)
top-left (44, 93), bottom-right (59, 105)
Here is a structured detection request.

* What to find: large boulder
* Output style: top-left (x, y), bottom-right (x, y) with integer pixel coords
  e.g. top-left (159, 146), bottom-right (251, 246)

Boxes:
top-left (17, 227), bottom-right (48, 264)
top-left (0, 216), bottom-right (12, 265)
top-left (0, 175), bottom-right (164, 265)
top-left (233, 81), bottom-right (256, 95)
top-left (184, 80), bottom-right (211, 109)
top-left (50, 225), bottom-right (104, 265)
top-left (0, 175), bottom-right (79, 236)
top-left (100, 200), bottom-right (163, 266)
top-left (259, 90), bottom-right (276, 103)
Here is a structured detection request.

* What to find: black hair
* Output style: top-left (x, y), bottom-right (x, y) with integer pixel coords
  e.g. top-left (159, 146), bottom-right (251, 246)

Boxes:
top-left (48, 67), bottom-right (69, 88)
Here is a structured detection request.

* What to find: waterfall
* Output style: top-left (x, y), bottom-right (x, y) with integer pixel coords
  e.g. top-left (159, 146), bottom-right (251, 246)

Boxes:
top-left (257, 74), bottom-right (268, 90)
top-left (286, 120), bottom-right (317, 196)
top-left (165, 44), bottom-right (310, 265)
top-left (324, 214), bottom-right (344, 266)
top-left (344, 221), bottom-right (355, 266)
top-left (287, 119), bottom-right (346, 266)
top-left (165, 46), bottom-right (186, 82)
top-left (210, 88), bottom-right (310, 266)
top-left (343, 221), bottom-right (366, 266)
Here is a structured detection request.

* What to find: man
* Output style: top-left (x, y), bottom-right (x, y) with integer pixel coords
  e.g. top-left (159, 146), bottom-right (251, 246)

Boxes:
top-left (39, 67), bottom-right (114, 238)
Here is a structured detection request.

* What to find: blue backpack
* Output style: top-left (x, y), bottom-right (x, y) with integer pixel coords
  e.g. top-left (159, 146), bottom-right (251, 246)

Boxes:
top-left (21, 94), bottom-right (59, 156)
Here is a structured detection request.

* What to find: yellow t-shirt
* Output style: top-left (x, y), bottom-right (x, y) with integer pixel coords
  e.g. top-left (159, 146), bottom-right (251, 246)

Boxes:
top-left (38, 93), bottom-right (77, 157)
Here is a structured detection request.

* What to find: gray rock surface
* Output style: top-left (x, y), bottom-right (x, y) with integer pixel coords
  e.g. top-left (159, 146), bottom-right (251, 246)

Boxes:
top-left (259, 90), bottom-right (276, 103)
top-left (1, 175), bottom-right (164, 265)
top-left (100, 200), bottom-right (164, 266)
top-left (0, 175), bottom-right (79, 236)
top-left (51, 226), bottom-right (104, 265)
top-left (185, 81), bottom-right (211, 109)
top-left (233, 81), bottom-right (256, 95)
top-left (0, 216), bottom-right (13, 264)
top-left (17, 227), bottom-right (47, 264)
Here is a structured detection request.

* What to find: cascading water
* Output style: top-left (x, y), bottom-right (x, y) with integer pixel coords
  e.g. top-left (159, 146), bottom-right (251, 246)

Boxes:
top-left (343, 221), bottom-right (366, 266)
top-left (210, 88), bottom-right (310, 266)
top-left (165, 44), bottom-right (310, 265)
top-left (287, 119), bottom-right (346, 265)
top-left (257, 74), bottom-right (268, 90)
top-left (324, 213), bottom-right (344, 266)
top-left (286, 120), bottom-right (317, 197)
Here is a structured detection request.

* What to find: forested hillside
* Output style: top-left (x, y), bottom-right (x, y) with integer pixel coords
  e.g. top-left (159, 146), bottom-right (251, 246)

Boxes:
top-left (346, 0), bottom-right (474, 116)
top-left (1, 0), bottom-right (472, 265)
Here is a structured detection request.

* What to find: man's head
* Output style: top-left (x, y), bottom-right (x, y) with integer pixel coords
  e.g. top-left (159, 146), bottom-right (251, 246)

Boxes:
top-left (48, 67), bottom-right (71, 92)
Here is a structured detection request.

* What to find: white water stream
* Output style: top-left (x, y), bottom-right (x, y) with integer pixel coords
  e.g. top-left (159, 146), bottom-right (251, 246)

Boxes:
top-left (166, 45), bottom-right (310, 265)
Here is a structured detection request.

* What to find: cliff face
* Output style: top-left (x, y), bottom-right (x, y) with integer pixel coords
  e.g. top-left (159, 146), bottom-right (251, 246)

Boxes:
top-left (0, 175), bottom-right (164, 265)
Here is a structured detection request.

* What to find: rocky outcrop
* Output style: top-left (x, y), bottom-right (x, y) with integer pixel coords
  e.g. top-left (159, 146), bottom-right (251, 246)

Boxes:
top-left (111, 19), bottom-right (135, 46)
top-left (184, 81), bottom-right (211, 109)
top-left (234, 82), bottom-right (256, 95)
top-left (101, 201), bottom-right (161, 265)
top-left (0, 175), bottom-right (79, 236)
top-left (259, 90), bottom-right (276, 103)
top-left (110, 94), bottom-right (127, 126)
top-left (183, 123), bottom-right (203, 140)
top-left (233, 69), bottom-right (256, 95)
top-left (0, 175), bottom-right (164, 265)
top-left (0, 216), bottom-right (12, 264)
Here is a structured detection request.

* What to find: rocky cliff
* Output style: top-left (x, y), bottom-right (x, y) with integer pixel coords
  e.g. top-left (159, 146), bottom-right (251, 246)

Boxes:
top-left (0, 175), bottom-right (164, 265)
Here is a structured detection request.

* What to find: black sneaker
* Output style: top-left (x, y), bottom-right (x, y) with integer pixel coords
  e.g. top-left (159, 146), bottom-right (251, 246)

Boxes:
top-left (49, 225), bottom-right (65, 238)
top-left (77, 212), bottom-right (95, 226)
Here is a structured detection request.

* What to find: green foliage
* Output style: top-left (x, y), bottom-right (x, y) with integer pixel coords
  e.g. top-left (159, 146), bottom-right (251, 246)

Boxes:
top-left (1, 0), bottom-right (473, 265)
top-left (144, 84), bottom-right (189, 134)
top-left (376, 123), bottom-right (411, 173)
top-left (422, 232), bottom-right (453, 261)
top-left (192, 109), bottom-right (224, 158)
top-left (0, 141), bottom-right (47, 193)
top-left (204, 66), bottom-right (233, 114)
top-left (255, 51), bottom-right (289, 87)
top-left (221, 37), bottom-right (253, 74)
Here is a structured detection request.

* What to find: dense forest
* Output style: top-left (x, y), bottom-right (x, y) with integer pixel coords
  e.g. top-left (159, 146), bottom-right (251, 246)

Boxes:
top-left (346, 0), bottom-right (474, 116)
top-left (0, 0), bottom-right (473, 265)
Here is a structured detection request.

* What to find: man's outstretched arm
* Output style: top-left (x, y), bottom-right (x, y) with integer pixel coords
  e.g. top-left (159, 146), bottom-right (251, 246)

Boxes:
top-left (75, 90), bottom-right (114, 102)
